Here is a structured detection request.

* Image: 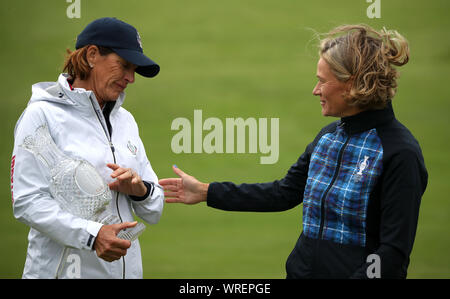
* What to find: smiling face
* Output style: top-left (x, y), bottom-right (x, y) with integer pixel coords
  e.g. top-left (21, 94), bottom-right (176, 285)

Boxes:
top-left (84, 46), bottom-right (137, 107)
top-left (312, 57), bottom-right (361, 118)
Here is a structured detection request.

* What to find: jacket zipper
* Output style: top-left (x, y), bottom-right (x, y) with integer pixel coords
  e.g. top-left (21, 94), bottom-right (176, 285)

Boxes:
top-left (90, 97), bottom-right (126, 279)
top-left (317, 128), bottom-right (350, 239)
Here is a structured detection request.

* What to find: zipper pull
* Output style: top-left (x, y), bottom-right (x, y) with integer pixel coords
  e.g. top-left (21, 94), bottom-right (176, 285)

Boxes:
top-left (109, 141), bottom-right (115, 153)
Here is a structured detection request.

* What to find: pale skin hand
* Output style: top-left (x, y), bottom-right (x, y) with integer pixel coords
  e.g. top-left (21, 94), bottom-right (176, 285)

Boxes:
top-left (94, 221), bottom-right (137, 262)
top-left (159, 166), bottom-right (209, 204)
top-left (107, 163), bottom-right (147, 197)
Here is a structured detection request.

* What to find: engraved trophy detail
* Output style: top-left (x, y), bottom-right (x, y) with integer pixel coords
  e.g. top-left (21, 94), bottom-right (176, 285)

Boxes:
top-left (20, 124), bottom-right (145, 241)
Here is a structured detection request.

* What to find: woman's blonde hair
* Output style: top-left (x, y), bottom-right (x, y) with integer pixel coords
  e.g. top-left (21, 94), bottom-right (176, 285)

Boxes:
top-left (318, 24), bottom-right (409, 110)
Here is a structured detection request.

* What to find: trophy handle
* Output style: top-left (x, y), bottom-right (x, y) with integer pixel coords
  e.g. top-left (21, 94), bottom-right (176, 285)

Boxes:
top-left (99, 214), bottom-right (146, 241)
top-left (116, 222), bottom-right (146, 241)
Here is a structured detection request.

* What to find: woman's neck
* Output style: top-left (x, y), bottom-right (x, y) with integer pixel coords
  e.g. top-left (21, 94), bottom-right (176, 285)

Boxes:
top-left (71, 78), bottom-right (105, 108)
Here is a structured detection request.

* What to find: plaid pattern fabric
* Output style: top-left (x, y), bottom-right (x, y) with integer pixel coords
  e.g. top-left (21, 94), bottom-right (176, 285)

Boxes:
top-left (302, 125), bottom-right (383, 247)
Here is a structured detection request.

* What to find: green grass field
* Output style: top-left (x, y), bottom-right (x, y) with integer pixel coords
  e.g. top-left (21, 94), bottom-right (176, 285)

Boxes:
top-left (1, 0), bottom-right (449, 278)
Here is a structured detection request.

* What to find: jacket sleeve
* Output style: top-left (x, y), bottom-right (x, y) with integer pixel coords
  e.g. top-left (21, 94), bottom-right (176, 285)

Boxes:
top-left (129, 127), bottom-right (164, 225)
top-left (206, 140), bottom-right (316, 212)
top-left (12, 104), bottom-right (103, 250)
top-left (350, 149), bottom-right (428, 279)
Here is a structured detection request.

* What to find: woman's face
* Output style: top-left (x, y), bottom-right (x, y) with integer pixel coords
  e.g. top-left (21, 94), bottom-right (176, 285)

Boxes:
top-left (87, 47), bottom-right (137, 107)
top-left (312, 57), bottom-right (360, 117)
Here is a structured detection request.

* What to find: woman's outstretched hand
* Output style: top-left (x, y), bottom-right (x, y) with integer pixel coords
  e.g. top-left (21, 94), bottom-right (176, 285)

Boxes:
top-left (159, 165), bottom-right (209, 204)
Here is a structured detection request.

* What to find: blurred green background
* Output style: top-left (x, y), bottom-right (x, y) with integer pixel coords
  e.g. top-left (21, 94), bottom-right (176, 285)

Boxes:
top-left (1, 0), bottom-right (449, 278)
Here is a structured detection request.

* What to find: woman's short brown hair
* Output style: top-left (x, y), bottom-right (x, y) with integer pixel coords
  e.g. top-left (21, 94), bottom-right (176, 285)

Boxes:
top-left (63, 45), bottom-right (114, 80)
top-left (318, 24), bottom-right (409, 110)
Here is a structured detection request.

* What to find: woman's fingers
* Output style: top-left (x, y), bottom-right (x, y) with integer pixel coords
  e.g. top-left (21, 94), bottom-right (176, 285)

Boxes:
top-left (172, 165), bottom-right (188, 178)
top-left (160, 183), bottom-right (180, 191)
top-left (159, 179), bottom-right (181, 190)
top-left (107, 163), bottom-right (139, 180)
top-left (115, 169), bottom-right (133, 181)
top-left (165, 197), bottom-right (183, 203)
top-left (164, 191), bottom-right (179, 198)
top-left (107, 164), bottom-right (146, 197)
top-left (159, 178), bottom-right (178, 185)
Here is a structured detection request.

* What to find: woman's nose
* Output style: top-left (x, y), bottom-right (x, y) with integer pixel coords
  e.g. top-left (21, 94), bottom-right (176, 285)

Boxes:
top-left (125, 69), bottom-right (135, 84)
top-left (312, 82), bottom-right (321, 96)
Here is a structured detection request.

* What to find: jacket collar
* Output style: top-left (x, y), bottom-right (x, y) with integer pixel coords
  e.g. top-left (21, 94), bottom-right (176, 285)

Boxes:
top-left (57, 73), bottom-right (125, 115)
top-left (340, 101), bottom-right (395, 135)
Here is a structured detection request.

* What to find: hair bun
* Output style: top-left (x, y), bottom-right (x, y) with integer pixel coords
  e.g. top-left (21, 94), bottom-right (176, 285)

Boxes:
top-left (381, 27), bottom-right (410, 66)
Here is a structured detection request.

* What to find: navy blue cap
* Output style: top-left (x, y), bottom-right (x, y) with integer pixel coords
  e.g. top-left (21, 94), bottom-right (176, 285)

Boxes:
top-left (76, 17), bottom-right (159, 78)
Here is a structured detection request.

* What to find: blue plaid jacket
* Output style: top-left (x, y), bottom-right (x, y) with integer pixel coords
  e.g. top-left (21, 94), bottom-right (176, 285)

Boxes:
top-left (208, 103), bottom-right (428, 278)
top-left (302, 123), bottom-right (384, 247)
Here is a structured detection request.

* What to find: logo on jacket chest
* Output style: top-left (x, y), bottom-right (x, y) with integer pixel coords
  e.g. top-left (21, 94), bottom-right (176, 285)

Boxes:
top-left (354, 155), bottom-right (370, 182)
top-left (127, 140), bottom-right (137, 156)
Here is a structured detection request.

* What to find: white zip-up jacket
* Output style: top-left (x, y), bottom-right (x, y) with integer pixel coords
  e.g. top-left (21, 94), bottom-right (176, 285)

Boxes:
top-left (11, 74), bottom-right (164, 278)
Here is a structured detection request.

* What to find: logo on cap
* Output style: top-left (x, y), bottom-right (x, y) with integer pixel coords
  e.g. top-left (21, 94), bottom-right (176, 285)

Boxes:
top-left (136, 32), bottom-right (143, 50)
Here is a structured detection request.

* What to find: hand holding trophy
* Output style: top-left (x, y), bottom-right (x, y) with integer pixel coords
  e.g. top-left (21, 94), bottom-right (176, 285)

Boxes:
top-left (20, 124), bottom-right (146, 241)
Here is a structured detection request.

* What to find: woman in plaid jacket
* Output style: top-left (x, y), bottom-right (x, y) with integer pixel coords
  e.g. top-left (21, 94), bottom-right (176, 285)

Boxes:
top-left (159, 24), bottom-right (428, 279)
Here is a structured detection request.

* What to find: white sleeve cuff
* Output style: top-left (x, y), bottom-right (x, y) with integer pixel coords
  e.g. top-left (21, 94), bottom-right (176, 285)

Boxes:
top-left (86, 220), bottom-right (103, 237)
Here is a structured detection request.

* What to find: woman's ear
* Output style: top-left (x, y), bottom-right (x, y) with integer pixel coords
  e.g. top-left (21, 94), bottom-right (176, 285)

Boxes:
top-left (342, 76), bottom-right (355, 101)
top-left (345, 76), bottom-right (354, 93)
top-left (86, 45), bottom-right (99, 68)
top-left (345, 76), bottom-right (355, 96)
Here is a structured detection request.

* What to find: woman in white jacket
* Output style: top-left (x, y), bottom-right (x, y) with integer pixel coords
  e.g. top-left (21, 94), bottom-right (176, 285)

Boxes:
top-left (11, 17), bottom-right (164, 278)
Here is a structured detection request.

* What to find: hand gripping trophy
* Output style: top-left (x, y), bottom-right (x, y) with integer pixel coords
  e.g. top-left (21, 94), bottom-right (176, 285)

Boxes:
top-left (20, 124), bottom-right (145, 241)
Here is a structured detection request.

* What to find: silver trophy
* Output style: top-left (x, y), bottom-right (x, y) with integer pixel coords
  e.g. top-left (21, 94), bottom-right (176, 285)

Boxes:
top-left (20, 124), bottom-right (145, 241)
